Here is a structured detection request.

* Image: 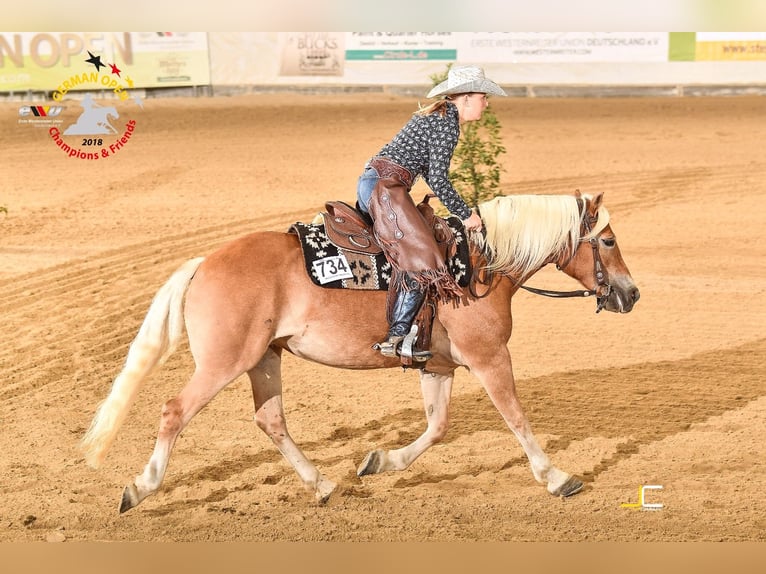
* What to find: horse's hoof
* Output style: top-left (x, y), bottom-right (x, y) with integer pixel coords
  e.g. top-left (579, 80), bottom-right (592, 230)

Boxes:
top-left (119, 484), bottom-right (140, 514)
top-left (553, 476), bottom-right (584, 498)
top-left (357, 450), bottom-right (383, 476)
top-left (314, 477), bottom-right (336, 504)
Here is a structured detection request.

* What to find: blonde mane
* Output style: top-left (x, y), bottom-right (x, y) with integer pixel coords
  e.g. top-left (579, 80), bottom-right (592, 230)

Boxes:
top-left (472, 194), bottom-right (610, 278)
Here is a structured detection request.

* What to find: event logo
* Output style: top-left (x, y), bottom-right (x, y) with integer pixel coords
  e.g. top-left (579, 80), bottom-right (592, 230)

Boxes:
top-left (18, 104), bottom-right (66, 130)
top-left (620, 484), bottom-right (664, 510)
top-left (20, 50), bottom-right (144, 160)
top-left (19, 105), bottom-right (65, 118)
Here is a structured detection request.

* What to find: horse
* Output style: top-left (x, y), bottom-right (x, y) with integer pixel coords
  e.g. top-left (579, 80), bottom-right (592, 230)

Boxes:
top-left (63, 104), bottom-right (119, 136)
top-left (80, 191), bottom-right (639, 513)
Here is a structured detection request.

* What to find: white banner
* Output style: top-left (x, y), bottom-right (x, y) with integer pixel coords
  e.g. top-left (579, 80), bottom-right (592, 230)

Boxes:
top-left (458, 32), bottom-right (668, 63)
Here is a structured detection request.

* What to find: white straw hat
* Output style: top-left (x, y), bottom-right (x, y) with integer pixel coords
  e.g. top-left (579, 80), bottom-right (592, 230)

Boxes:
top-left (427, 65), bottom-right (507, 98)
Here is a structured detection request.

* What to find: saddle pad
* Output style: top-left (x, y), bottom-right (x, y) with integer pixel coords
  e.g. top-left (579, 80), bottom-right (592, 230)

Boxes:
top-left (289, 218), bottom-right (471, 291)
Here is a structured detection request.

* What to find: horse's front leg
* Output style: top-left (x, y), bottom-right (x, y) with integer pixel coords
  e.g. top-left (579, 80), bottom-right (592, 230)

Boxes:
top-left (473, 351), bottom-right (583, 497)
top-left (358, 371), bottom-right (453, 476)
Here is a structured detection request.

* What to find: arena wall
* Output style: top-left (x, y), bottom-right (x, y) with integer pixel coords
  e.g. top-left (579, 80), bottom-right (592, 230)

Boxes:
top-left (3, 32), bottom-right (766, 97)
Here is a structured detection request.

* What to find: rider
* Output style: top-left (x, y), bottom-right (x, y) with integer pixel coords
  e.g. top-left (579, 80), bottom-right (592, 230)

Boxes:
top-left (356, 65), bottom-right (507, 360)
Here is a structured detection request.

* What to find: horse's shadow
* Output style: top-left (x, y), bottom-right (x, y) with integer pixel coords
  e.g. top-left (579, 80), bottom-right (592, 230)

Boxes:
top-left (151, 338), bottom-right (763, 512)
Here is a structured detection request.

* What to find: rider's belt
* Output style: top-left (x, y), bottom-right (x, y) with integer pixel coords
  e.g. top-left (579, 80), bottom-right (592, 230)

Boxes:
top-left (368, 157), bottom-right (414, 189)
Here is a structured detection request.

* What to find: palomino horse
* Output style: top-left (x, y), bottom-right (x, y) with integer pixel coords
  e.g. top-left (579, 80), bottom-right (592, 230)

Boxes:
top-left (81, 191), bottom-right (639, 513)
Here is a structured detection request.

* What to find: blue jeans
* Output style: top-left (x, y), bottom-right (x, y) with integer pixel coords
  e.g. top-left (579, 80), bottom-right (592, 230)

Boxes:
top-left (356, 165), bottom-right (380, 214)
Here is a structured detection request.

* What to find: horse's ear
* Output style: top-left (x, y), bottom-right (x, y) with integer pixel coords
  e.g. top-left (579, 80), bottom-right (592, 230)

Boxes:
top-left (591, 192), bottom-right (604, 212)
top-left (574, 189), bottom-right (582, 199)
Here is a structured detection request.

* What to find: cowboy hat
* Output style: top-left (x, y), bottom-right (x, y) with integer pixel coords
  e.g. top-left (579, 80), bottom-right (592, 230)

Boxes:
top-left (427, 65), bottom-right (507, 98)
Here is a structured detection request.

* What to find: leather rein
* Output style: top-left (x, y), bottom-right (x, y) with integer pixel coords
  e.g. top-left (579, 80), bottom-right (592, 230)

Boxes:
top-left (470, 206), bottom-right (612, 313)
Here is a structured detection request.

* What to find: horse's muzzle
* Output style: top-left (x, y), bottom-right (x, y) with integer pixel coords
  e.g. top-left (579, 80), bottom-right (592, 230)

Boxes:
top-left (602, 281), bottom-right (640, 313)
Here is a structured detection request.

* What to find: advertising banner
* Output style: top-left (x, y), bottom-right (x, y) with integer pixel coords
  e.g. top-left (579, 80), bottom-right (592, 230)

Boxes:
top-left (458, 32), bottom-right (668, 63)
top-left (0, 32), bottom-right (210, 92)
top-left (344, 32), bottom-right (457, 61)
top-left (695, 32), bottom-right (766, 61)
top-left (670, 32), bottom-right (766, 61)
top-left (128, 32), bottom-right (211, 86)
top-left (279, 33), bottom-right (345, 76)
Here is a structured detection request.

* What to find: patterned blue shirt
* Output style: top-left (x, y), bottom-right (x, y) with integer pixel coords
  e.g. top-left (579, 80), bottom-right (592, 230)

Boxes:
top-left (376, 102), bottom-right (471, 220)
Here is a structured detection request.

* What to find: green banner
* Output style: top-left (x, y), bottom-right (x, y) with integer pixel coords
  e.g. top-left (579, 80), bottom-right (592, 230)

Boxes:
top-left (345, 49), bottom-right (457, 61)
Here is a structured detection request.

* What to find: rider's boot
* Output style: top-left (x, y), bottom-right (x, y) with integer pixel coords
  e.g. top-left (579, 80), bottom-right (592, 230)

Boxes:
top-left (376, 274), bottom-right (432, 361)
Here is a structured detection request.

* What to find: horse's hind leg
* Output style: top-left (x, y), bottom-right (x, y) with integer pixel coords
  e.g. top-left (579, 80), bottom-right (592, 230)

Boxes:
top-left (248, 347), bottom-right (336, 503)
top-left (119, 368), bottom-right (234, 513)
top-left (358, 371), bottom-right (453, 476)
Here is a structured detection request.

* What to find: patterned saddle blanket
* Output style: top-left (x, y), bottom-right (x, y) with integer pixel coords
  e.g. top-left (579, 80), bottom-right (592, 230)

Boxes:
top-left (289, 215), bottom-right (472, 291)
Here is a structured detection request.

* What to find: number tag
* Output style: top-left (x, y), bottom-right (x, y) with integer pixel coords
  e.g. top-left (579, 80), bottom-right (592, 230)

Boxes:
top-left (312, 254), bottom-right (353, 284)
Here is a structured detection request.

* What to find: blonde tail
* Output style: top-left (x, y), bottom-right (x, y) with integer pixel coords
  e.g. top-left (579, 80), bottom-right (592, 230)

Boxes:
top-left (80, 257), bottom-right (205, 468)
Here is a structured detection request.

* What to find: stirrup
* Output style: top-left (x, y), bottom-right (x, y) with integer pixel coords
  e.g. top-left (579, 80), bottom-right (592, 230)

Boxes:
top-left (372, 326), bottom-right (432, 362)
top-left (399, 324), bottom-right (432, 362)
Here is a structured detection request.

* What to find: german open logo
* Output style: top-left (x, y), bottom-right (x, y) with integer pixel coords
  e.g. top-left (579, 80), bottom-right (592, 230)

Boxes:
top-left (21, 50), bottom-right (144, 160)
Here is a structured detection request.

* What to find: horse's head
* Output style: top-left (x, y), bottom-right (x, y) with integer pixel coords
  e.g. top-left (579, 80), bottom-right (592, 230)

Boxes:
top-left (556, 192), bottom-right (640, 313)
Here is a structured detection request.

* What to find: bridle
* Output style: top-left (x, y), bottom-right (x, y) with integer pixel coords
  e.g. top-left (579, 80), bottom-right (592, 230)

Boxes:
top-left (470, 205), bottom-right (613, 313)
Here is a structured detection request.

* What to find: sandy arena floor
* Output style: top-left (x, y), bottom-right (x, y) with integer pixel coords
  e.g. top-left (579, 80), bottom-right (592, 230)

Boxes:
top-left (0, 93), bottom-right (764, 542)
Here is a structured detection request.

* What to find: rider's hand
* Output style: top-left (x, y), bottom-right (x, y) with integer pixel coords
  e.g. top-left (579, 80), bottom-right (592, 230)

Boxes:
top-left (462, 211), bottom-right (483, 233)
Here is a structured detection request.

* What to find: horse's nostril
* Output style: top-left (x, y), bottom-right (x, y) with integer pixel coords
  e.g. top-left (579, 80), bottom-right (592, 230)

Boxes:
top-left (631, 287), bottom-right (640, 303)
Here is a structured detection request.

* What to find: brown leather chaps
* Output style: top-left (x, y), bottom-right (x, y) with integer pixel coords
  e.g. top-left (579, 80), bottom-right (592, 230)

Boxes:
top-left (367, 157), bottom-right (463, 303)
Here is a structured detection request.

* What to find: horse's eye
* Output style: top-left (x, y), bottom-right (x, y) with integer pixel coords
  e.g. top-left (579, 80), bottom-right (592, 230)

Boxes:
top-left (601, 237), bottom-right (616, 248)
